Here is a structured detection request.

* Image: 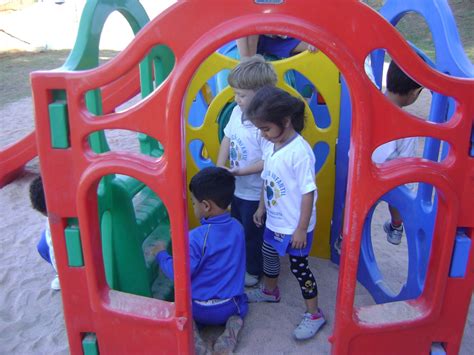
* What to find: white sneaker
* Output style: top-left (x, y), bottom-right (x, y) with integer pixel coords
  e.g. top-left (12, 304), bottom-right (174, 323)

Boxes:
top-left (293, 311), bottom-right (326, 340)
top-left (50, 275), bottom-right (60, 290)
top-left (244, 272), bottom-right (259, 287)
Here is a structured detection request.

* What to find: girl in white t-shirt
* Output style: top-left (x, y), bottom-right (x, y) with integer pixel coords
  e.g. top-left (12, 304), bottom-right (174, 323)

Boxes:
top-left (245, 86), bottom-right (326, 341)
top-left (216, 55), bottom-right (277, 287)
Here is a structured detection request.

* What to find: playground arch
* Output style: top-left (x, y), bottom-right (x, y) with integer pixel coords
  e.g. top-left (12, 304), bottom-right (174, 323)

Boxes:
top-left (28, 1), bottom-right (473, 354)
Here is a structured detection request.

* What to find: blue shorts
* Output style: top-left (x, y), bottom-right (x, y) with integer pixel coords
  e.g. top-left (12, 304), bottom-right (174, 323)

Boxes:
top-left (192, 294), bottom-right (248, 326)
top-left (263, 227), bottom-right (314, 257)
top-left (257, 35), bottom-right (301, 59)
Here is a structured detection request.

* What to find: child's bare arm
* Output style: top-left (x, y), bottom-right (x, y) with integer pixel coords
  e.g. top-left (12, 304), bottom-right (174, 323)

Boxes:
top-left (253, 184), bottom-right (266, 227)
top-left (236, 35), bottom-right (259, 58)
top-left (216, 136), bottom-right (231, 167)
top-left (229, 160), bottom-right (263, 176)
top-left (291, 191), bottom-right (314, 249)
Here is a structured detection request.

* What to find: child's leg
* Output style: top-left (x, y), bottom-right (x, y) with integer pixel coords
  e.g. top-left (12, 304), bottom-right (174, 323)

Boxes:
top-left (384, 204), bottom-right (404, 245)
top-left (231, 197), bottom-right (264, 281)
top-left (261, 240), bottom-right (280, 291)
top-left (388, 205), bottom-right (402, 227)
top-left (193, 321), bottom-right (209, 355)
top-left (289, 255), bottom-right (318, 309)
top-left (213, 315), bottom-right (244, 353)
top-left (247, 241), bottom-right (281, 302)
top-left (289, 255), bottom-right (326, 340)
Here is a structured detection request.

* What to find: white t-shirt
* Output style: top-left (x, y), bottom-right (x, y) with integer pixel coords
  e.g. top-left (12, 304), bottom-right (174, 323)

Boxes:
top-left (372, 137), bottom-right (417, 163)
top-left (261, 134), bottom-right (317, 234)
top-left (223, 106), bottom-right (265, 201)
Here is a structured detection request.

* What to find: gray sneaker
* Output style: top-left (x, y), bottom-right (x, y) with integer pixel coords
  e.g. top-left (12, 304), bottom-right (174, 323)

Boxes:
top-left (384, 221), bottom-right (403, 245)
top-left (246, 286), bottom-right (280, 303)
top-left (293, 311), bottom-right (326, 340)
top-left (244, 272), bottom-right (259, 287)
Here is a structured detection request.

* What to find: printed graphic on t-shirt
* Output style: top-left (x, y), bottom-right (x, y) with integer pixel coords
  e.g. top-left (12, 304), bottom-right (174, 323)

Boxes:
top-left (229, 136), bottom-right (248, 168)
top-left (264, 172), bottom-right (286, 214)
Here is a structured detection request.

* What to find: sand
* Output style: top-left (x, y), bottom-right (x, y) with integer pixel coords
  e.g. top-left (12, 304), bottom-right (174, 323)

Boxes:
top-left (1, 2), bottom-right (473, 354)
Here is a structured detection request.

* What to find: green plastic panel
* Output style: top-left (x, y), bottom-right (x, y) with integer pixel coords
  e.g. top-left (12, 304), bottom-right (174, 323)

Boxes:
top-left (48, 101), bottom-right (70, 149)
top-left (65, 226), bottom-right (84, 267)
top-left (82, 333), bottom-right (99, 355)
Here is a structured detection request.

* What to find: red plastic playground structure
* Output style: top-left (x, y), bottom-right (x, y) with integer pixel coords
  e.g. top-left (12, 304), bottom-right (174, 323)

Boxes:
top-left (4, 0), bottom-right (473, 354)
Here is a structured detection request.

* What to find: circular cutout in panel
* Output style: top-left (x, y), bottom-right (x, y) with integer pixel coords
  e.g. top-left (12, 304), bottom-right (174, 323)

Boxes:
top-left (84, 44), bottom-right (175, 117)
top-left (97, 174), bottom-right (173, 301)
top-left (372, 137), bottom-right (451, 164)
top-left (289, 70), bottom-right (332, 129)
top-left (369, 200), bottom-right (409, 296)
top-left (354, 182), bottom-right (437, 308)
top-left (87, 129), bottom-right (164, 158)
top-left (313, 141), bottom-right (330, 175)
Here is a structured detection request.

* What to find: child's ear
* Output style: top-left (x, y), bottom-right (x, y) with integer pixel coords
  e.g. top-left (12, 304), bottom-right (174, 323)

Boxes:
top-left (284, 116), bottom-right (291, 128)
top-left (202, 199), bottom-right (212, 212)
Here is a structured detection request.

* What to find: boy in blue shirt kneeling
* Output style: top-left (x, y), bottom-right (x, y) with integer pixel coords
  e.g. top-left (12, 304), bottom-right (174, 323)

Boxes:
top-left (153, 167), bottom-right (247, 354)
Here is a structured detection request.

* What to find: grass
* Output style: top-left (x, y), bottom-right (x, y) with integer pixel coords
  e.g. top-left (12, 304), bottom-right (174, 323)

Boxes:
top-left (0, 1), bottom-right (472, 109)
top-left (363, 0), bottom-right (474, 61)
top-left (0, 50), bottom-right (70, 107)
top-left (0, 50), bottom-right (119, 108)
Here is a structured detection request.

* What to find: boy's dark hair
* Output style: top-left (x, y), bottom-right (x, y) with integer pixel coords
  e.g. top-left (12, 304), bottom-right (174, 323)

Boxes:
top-left (189, 167), bottom-right (235, 209)
top-left (246, 86), bottom-right (306, 133)
top-left (386, 59), bottom-right (423, 96)
top-left (29, 176), bottom-right (47, 216)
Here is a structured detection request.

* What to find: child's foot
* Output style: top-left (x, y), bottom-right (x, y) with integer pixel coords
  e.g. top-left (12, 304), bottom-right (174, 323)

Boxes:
top-left (213, 316), bottom-right (243, 353)
top-left (293, 309), bottom-right (326, 340)
top-left (334, 234), bottom-right (343, 255)
top-left (246, 286), bottom-right (280, 303)
top-left (244, 272), bottom-right (259, 287)
top-left (383, 221), bottom-right (403, 245)
top-left (50, 275), bottom-right (60, 290)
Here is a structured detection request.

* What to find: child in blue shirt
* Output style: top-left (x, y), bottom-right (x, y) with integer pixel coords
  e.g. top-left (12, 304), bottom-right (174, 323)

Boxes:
top-left (152, 167), bottom-right (247, 354)
top-left (30, 175), bottom-right (60, 291)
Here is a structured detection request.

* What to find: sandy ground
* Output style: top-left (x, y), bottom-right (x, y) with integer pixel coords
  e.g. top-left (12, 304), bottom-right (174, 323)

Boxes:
top-left (1, 1), bottom-right (473, 354)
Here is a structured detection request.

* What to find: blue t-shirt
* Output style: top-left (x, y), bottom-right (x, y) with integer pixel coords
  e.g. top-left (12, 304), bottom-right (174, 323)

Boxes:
top-left (156, 213), bottom-right (246, 301)
top-left (257, 35), bottom-right (301, 59)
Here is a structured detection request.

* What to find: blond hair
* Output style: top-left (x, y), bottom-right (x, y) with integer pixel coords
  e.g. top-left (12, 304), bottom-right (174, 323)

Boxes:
top-left (228, 55), bottom-right (277, 90)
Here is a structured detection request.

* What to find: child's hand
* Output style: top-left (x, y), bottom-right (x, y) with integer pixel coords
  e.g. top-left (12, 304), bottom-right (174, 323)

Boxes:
top-left (291, 228), bottom-right (307, 249)
top-left (228, 167), bottom-right (241, 176)
top-left (150, 242), bottom-right (167, 257)
top-left (307, 45), bottom-right (318, 53)
top-left (253, 207), bottom-right (266, 227)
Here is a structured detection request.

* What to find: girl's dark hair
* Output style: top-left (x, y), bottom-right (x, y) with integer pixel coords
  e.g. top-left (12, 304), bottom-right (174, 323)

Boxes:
top-left (245, 86), bottom-right (306, 133)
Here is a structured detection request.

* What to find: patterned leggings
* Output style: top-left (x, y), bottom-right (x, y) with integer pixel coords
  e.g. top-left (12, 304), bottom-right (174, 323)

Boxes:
top-left (262, 240), bottom-right (318, 299)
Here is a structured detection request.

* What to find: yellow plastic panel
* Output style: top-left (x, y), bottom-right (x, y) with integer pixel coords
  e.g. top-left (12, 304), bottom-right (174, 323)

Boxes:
top-left (185, 51), bottom-right (340, 259)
